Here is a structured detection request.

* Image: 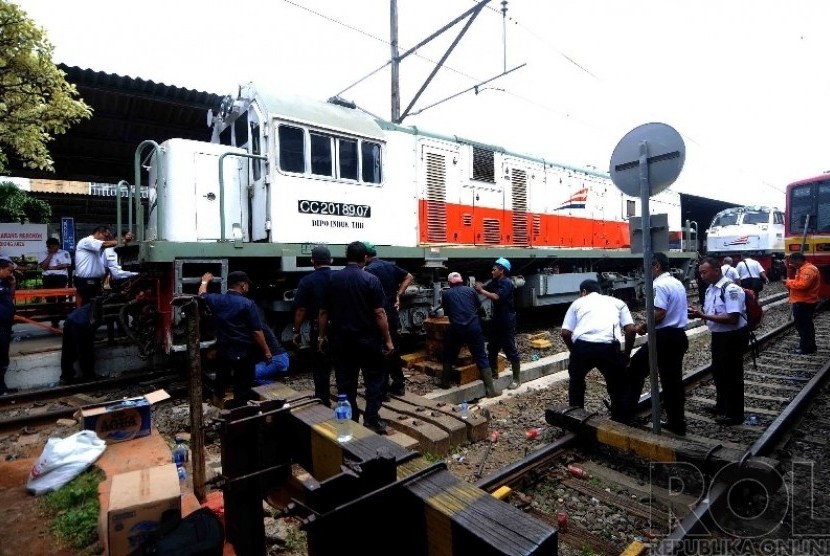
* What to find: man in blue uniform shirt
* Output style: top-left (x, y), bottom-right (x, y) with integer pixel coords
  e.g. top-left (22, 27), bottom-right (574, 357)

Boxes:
top-left (475, 257), bottom-right (522, 389)
top-left (363, 241), bottom-right (413, 397)
top-left (292, 246), bottom-right (334, 405)
top-left (199, 271), bottom-right (271, 404)
top-left (318, 241), bottom-right (394, 435)
top-left (439, 272), bottom-right (500, 397)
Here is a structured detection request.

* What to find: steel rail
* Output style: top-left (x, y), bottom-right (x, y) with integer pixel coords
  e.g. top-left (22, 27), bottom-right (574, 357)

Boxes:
top-left (474, 433), bottom-right (577, 492)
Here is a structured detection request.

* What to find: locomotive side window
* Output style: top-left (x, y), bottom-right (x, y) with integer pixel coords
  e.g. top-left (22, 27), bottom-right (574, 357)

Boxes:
top-left (817, 182), bottom-right (830, 231)
top-left (472, 147), bottom-right (495, 183)
top-left (774, 211), bottom-right (784, 225)
top-left (361, 141), bottom-right (382, 183)
top-left (234, 111), bottom-right (249, 147)
top-left (789, 185), bottom-right (813, 232)
top-left (626, 200), bottom-right (635, 218)
top-left (219, 125), bottom-right (232, 146)
top-left (310, 133), bottom-right (333, 176)
top-left (251, 123), bottom-right (262, 180)
top-left (338, 138), bottom-right (358, 181)
top-left (279, 125), bottom-right (305, 173)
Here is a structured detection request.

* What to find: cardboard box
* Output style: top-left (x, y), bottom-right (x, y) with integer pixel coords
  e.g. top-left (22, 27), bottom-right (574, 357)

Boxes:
top-left (107, 463), bottom-right (181, 556)
top-left (80, 389), bottom-right (170, 444)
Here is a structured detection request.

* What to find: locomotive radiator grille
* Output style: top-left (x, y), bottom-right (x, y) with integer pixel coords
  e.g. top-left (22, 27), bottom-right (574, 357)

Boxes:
top-left (425, 152), bottom-right (448, 242)
top-left (512, 168), bottom-right (529, 246)
top-left (483, 218), bottom-right (501, 244)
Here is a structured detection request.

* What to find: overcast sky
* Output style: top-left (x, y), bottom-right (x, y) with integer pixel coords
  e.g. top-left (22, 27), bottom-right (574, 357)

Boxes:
top-left (13, 0), bottom-right (830, 209)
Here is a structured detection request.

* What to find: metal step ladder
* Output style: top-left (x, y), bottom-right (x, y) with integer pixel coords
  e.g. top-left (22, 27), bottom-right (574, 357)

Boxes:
top-left (175, 259), bottom-right (229, 294)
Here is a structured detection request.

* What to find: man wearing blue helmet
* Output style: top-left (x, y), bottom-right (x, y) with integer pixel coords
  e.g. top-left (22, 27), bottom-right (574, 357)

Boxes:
top-left (475, 257), bottom-right (521, 390)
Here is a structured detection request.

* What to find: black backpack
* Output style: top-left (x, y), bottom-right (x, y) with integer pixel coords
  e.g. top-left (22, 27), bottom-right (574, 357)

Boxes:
top-left (719, 283), bottom-right (762, 369)
top-left (129, 507), bottom-right (225, 556)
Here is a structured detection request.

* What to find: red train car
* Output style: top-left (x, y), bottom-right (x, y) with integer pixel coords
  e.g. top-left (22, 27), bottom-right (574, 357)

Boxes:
top-left (784, 173), bottom-right (830, 298)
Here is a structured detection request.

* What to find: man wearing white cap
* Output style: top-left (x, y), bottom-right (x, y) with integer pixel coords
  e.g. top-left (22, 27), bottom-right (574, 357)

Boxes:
top-left (475, 257), bottom-right (522, 389)
top-left (439, 272), bottom-right (500, 397)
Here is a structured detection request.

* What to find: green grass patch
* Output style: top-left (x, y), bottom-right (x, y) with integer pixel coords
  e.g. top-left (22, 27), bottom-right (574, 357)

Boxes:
top-left (41, 466), bottom-right (104, 550)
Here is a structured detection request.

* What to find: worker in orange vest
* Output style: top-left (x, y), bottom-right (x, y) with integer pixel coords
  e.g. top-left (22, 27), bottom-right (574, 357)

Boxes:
top-left (784, 252), bottom-right (821, 355)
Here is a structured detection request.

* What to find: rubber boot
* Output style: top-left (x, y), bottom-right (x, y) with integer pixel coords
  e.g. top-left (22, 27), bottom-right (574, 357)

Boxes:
top-left (480, 368), bottom-right (502, 398)
top-left (440, 363), bottom-right (454, 389)
top-left (508, 360), bottom-right (522, 390)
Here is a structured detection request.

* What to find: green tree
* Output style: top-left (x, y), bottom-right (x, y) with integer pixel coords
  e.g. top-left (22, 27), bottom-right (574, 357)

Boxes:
top-left (0, 1), bottom-right (91, 173)
top-left (0, 181), bottom-right (51, 223)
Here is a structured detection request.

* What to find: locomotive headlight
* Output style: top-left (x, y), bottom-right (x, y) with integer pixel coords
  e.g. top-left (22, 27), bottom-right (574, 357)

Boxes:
top-left (759, 224), bottom-right (768, 230)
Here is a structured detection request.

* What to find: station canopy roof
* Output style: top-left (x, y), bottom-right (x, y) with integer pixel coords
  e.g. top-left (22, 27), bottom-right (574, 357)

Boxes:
top-left (6, 64), bottom-right (222, 184)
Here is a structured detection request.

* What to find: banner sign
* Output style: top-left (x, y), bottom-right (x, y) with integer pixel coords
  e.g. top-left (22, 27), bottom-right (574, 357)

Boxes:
top-left (61, 217), bottom-right (76, 252)
top-left (0, 223), bottom-right (48, 260)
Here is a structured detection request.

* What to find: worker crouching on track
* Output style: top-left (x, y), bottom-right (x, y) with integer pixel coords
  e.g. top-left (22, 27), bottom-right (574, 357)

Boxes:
top-left (199, 271), bottom-right (271, 405)
top-left (438, 272), bottom-right (500, 397)
top-left (560, 279), bottom-right (635, 421)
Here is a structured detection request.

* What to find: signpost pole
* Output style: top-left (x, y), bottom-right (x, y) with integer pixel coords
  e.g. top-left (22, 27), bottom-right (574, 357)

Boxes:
top-left (639, 141), bottom-right (661, 434)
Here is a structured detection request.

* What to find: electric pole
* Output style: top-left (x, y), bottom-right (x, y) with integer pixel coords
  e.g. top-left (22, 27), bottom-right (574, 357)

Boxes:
top-left (390, 0), bottom-right (401, 122)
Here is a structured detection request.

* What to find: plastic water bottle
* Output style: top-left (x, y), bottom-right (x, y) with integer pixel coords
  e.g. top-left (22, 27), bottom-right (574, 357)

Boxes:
top-left (334, 394), bottom-right (353, 442)
top-left (172, 438), bottom-right (188, 481)
top-left (460, 400), bottom-right (469, 420)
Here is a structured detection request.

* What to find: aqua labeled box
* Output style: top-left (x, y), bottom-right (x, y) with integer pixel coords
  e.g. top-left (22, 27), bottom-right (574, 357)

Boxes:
top-left (79, 389), bottom-right (170, 444)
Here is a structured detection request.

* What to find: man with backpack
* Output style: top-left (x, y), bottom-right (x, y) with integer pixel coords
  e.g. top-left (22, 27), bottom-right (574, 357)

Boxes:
top-left (689, 257), bottom-right (749, 426)
top-left (784, 252), bottom-right (820, 355)
top-left (736, 255), bottom-right (769, 296)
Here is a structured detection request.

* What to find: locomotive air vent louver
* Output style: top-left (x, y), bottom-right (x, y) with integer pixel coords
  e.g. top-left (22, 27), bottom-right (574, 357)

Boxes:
top-left (511, 169), bottom-right (529, 246)
top-left (463, 214), bottom-right (473, 226)
top-left (425, 152), bottom-right (447, 242)
top-left (483, 218), bottom-right (501, 244)
top-left (533, 214), bottom-right (541, 235)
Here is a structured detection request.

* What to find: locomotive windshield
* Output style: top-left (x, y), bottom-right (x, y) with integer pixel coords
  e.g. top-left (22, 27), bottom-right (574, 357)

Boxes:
top-left (711, 210), bottom-right (739, 227)
top-left (742, 208), bottom-right (770, 225)
top-left (788, 180), bottom-right (830, 233)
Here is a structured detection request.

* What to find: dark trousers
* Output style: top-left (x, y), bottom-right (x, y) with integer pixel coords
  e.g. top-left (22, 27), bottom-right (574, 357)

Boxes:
top-left (568, 340), bottom-right (628, 421)
top-left (627, 327), bottom-right (689, 427)
top-left (308, 324), bottom-right (332, 407)
top-left (330, 336), bottom-right (385, 425)
top-left (487, 313), bottom-right (520, 369)
top-left (61, 320), bottom-right (96, 381)
top-left (43, 274), bottom-right (69, 326)
top-left (792, 302), bottom-right (817, 353)
top-left (711, 328), bottom-right (750, 421)
top-left (218, 350), bottom-right (257, 404)
top-left (0, 324), bottom-right (10, 390)
top-left (443, 321), bottom-right (489, 370)
top-left (75, 277), bottom-right (103, 306)
top-left (381, 307), bottom-right (406, 394)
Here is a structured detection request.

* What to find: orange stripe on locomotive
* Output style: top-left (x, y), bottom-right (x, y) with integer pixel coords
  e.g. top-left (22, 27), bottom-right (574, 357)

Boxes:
top-left (417, 200), bottom-right (630, 248)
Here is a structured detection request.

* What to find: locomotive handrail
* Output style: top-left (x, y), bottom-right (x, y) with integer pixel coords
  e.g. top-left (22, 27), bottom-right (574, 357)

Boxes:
top-left (218, 152), bottom-right (268, 241)
top-left (114, 179), bottom-right (132, 245)
top-left (134, 140), bottom-right (162, 242)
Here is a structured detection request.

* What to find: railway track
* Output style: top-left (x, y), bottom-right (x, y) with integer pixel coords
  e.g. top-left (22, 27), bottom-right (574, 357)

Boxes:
top-left (469, 304), bottom-right (829, 555)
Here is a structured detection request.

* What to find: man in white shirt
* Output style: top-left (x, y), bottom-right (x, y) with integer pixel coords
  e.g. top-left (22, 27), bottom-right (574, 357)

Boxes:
top-left (721, 257), bottom-right (740, 283)
top-left (39, 238), bottom-right (71, 288)
top-left (39, 237), bottom-right (72, 327)
top-left (561, 279), bottom-right (636, 422)
top-left (74, 226), bottom-right (118, 305)
top-left (626, 252), bottom-right (690, 435)
top-left (735, 256), bottom-right (769, 296)
top-left (103, 230), bottom-right (138, 289)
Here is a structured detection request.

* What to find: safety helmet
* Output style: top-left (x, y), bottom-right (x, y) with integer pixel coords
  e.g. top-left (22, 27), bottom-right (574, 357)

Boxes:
top-left (494, 257), bottom-right (511, 272)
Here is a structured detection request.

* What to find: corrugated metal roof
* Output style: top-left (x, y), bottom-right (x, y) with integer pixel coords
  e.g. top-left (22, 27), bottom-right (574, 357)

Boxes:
top-left (7, 65), bottom-right (222, 184)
